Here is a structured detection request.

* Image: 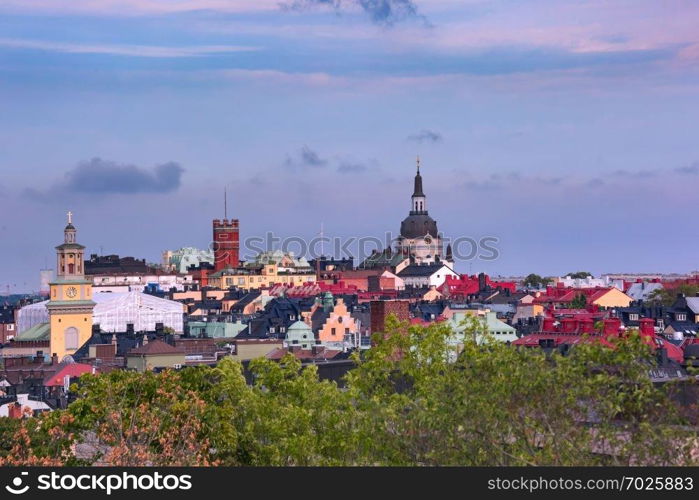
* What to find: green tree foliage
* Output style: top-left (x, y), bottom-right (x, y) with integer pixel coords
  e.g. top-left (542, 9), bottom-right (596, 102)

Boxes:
top-left (1, 316), bottom-right (697, 466)
top-left (566, 271), bottom-right (593, 279)
top-left (570, 293), bottom-right (588, 309)
top-left (648, 285), bottom-right (699, 307)
top-left (522, 274), bottom-right (553, 289)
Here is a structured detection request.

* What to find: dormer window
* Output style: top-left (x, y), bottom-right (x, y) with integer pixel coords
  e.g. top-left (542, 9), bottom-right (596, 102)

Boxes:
top-left (676, 313), bottom-right (686, 322)
top-left (629, 313), bottom-right (639, 321)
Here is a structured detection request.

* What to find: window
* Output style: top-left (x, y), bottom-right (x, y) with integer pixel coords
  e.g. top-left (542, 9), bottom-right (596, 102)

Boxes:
top-left (629, 313), bottom-right (639, 321)
top-left (345, 328), bottom-right (349, 335)
top-left (331, 327), bottom-right (337, 336)
top-left (677, 313), bottom-right (686, 322)
top-left (238, 278), bottom-right (245, 285)
top-left (65, 327), bottom-right (79, 350)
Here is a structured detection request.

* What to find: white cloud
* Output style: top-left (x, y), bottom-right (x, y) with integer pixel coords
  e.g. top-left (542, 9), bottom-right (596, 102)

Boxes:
top-left (0, 0), bottom-right (279, 15)
top-left (0, 38), bottom-right (260, 57)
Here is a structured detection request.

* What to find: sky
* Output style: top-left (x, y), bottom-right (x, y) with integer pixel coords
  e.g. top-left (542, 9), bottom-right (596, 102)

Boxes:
top-left (1, 0), bottom-right (698, 293)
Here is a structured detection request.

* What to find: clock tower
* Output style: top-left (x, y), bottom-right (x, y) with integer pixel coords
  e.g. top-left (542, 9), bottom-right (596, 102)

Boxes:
top-left (47, 212), bottom-right (95, 360)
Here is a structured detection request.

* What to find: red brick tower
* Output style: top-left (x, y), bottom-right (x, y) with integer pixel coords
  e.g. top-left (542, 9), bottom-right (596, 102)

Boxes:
top-left (213, 218), bottom-right (239, 271)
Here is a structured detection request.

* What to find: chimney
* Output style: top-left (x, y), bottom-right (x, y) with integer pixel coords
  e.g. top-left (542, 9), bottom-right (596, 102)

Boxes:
top-left (639, 318), bottom-right (655, 339)
top-left (478, 273), bottom-right (486, 291)
top-left (602, 318), bottom-right (622, 336)
top-left (8, 402), bottom-right (23, 419)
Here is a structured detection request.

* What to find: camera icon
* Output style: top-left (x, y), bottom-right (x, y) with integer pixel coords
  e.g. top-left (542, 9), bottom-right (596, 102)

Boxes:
top-left (5, 472), bottom-right (30, 495)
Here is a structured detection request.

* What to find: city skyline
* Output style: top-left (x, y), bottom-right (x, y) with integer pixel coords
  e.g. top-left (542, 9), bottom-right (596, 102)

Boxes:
top-left (1, 0), bottom-right (699, 292)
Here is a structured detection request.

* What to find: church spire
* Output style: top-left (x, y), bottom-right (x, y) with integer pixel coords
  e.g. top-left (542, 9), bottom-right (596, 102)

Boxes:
top-left (412, 156), bottom-right (425, 198)
top-left (64, 210), bottom-right (76, 244)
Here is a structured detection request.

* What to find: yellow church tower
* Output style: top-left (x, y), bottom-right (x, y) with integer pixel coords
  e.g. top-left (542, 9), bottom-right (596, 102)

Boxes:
top-left (47, 212), bottom-right (95, 361)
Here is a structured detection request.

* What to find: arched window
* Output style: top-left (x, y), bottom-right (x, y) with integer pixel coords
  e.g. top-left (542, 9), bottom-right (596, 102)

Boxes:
top-left (68, 263), bottom-right (75, 274)
top-left (65, 327), bottom-right (79, 350)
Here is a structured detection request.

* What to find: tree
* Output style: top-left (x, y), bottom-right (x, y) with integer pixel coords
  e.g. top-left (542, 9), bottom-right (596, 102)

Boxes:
top-left (345, 316), bottom-right (697, 465)
top-left (647, 284), bottom-right (699, 307)
top-left (1, 316), bottom-right (696, 466)
top-left (523, 274), bottom-right (554, 288)
top-left (570, 293), bottom-right (588, 309)
top-left (566, 271), bottom-right (592, 279)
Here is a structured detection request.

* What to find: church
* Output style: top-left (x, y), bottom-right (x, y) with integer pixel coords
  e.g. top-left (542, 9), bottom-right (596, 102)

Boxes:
top-left (395, 158), bottom-right (453, 266)
top-left (10, 213), bottom-right (96, 361)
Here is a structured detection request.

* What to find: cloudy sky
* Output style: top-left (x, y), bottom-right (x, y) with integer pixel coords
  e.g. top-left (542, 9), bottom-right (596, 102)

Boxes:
top-left (1, 0), bottom-right (698, 292)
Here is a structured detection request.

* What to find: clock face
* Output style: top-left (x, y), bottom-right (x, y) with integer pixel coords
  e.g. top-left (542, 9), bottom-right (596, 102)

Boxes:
top-left (66, 286), bottom-right (78, 298)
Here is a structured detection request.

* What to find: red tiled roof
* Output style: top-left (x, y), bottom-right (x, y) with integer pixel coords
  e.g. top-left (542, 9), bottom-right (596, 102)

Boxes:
top-left (43, 363), bottom-right (95, 387)
top-left (266, 347), bottom-right (342, 361)
top-left (512, 334), bottom-right (615, 349)
top-left (534, 286), bottom-right (620, 304)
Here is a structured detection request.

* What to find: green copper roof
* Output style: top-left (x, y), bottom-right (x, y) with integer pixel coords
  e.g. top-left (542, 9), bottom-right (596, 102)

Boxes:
top-left (50, 278), bottom-right (92, 285)
top-left (287, 320), bottom-right (312, 332)
top-left (55, 243), bottom-right (85, 250)
top-left (359, 250), bottom-right (407, 269)
top-left (16, 322), bottom-right (50, 341)
top-left (46, 300), bottom-right (96, 307)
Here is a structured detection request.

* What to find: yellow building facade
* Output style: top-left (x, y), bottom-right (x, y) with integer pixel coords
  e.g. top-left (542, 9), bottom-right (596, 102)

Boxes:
top-left (208, 263), bottom-right (316, 290)
top-left (590, 288), bottom-right (633, 308)
top-left (46, 212), bottom-right (95, 360)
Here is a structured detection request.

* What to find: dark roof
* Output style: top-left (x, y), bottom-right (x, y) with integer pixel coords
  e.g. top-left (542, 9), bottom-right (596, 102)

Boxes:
top-left (311, 308), bottom-right (331, 333)
top-left (73, 328), bottom-right (173, 361)
top-left (414, 303), bottom-right (446, 319)
top-left (665, 322), bottom-right (698, 335)
top-left (266, 347), bottom-right (348, 361)
top-left (399, 213), bottom-right (438, 239)
top-left (0, 305), bottom-right (15, 324)
top-left (192, 300), bottom-right (222, 310)
top-left (413, 170), bottom-right (424, 197)
top-left (307, 257), bottom-right (354, 272)
top-left (128, 339), bottom-right (184, 356)
top-left (229, 290), bottom-right (261, 313)
top-left (84, 254), bottom-right (157, 276)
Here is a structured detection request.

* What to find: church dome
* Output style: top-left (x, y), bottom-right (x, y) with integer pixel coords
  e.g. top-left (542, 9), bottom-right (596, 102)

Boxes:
top-left (400, 213), bottom-right (439, 239)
